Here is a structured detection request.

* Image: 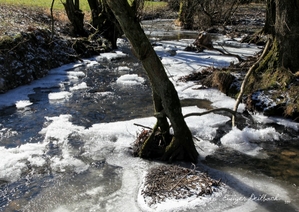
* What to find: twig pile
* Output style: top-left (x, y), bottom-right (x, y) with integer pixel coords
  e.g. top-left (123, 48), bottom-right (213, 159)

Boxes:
top-left (141, 165), bottom-right (221, 205)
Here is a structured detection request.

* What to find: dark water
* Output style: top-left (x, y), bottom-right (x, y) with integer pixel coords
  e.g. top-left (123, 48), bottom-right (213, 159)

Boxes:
top-left (0, 27), bottom-right (299, 211)
top-left (0, 56), bottom-right (152, 148)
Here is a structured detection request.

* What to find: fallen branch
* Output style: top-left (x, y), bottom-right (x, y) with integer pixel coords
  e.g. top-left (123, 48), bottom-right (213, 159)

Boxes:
top-left (183, 108), bottom-right (236, 119)
top-left (133, 123), bottom-right (153, 130)
top-left (195, 43), bottom-right (244, 62)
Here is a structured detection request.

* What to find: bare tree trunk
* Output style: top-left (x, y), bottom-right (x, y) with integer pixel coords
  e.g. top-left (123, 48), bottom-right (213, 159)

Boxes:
top-left (274, 0), bottom-right (299, 72)
top-left (87, 0), bottom-right (101, 27)
top-left (62, 0), bottom-right (86, 36)
top-left (178, 0), bottom-right (195, 29)
top-left (87, 0), bottom-right (122, 49)
top-left (261, 0), bottom-right (299, 72)
top-left (106, 0), bottom-right (199, 162)
top-left (246, 0), bottom-right (299, 118)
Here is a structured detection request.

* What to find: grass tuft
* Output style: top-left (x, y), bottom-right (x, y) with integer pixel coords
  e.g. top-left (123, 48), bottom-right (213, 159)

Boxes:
top-left (0, 0), bottom-right (167, 12)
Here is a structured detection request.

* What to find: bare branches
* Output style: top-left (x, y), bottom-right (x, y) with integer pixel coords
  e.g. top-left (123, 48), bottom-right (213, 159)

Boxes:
top-left (141, 165), bottom-right (221, 205)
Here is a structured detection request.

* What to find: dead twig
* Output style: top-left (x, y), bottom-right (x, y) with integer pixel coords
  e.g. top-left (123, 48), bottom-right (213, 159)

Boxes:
top-left (196, 43), bottom-right (244, 62)
top-left (133, 123), bottom-right (153, 130)
top-left (8, 38), bottom-right (29, 53)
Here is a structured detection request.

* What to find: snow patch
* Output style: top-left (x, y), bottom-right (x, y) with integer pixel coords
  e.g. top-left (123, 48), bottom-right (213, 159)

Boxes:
top-left (15, 100), bottom-right (32, 108)
top-left (48, 91), bottom-right (72, 101)
top-left (221, 127), bottom-right (281, 157)
top-left (69, 82), bottom-right (88, 91)
top-left (116, 74), bottom-right (145, 85)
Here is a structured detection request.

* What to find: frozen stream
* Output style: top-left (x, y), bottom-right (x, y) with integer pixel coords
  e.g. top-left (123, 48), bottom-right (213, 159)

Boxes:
top-left (0, 24), bottom-right (299, 211)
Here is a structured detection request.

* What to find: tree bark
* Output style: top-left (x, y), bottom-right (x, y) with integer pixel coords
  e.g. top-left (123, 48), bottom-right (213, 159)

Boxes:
top-left (246, 0), bottom-right (299, 119)
top-left (62, 0), bottom-right (86, 36)
top-left (263, 0), bottom-right (299, 72)
top-left (106, 0), bottom-right (199, 163)
top-left (178, 0), bottom-right (195, 29)
top-left (87, 0), bottom-right (101, 27)
top-left (87, 0), bottom-right (122, 49)
top-left (274, 0), bottom-right (299, 72)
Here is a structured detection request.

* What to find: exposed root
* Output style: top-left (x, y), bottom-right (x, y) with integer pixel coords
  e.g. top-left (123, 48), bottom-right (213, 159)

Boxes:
top-left (132, 128), bottom-right (172, 159)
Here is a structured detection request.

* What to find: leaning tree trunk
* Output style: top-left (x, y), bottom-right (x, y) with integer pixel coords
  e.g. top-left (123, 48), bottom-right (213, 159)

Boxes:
top-left (62, 0), bottom-right (86, 36)
top-left (106, 0), bottom-right (199, 163)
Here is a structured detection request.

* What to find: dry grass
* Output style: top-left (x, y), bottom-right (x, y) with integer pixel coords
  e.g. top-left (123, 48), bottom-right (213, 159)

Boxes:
top-left (0, 4), bottom-right (70, 36)
top-left (0, 0), bottom-right (89, 11)
top-left (0, 1), bottom-right (167, 36)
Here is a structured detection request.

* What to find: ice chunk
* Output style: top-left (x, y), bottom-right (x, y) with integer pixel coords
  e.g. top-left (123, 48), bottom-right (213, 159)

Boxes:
top-left (48, 91), bottom-right (71, 100)
top-left (116, 74), bottom-right (145, 85)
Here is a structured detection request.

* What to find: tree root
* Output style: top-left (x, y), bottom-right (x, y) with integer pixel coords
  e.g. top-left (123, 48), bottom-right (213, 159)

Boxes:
top-left (134, 107), bottom-right (237, 162)
top-left (162, 136), bottom-right (199, 163)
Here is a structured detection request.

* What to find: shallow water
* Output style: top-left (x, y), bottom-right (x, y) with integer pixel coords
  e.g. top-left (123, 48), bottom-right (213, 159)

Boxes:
top-left (0, 23), bottom-right (299, 211)
top-left (141, 19), bottom-right (199, 41)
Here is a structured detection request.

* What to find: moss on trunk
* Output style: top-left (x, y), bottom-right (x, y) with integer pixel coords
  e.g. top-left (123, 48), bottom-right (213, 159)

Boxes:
top-left (246, 38), bottom-right (298, 120)
top-left (247, 39), bottom-right (295, 92)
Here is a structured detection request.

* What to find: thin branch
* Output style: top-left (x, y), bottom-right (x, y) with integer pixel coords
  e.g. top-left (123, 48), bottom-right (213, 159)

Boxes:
top-left (168, 169), bottom-right (192, 192)
top-left (85, 21), bottom-right (97, 31)
top-left (183, 108), bottom-right (236, 119)
top-left (8, 39), bottom-right (29, 52)
top-left (133, 123), bottom-right (153, 130)
top-left (195, 43), bottom-right (244, 62)
top-left (168, 108), bottom-right (236, 129)
top-left (232, 36), bottom-right (271, 127)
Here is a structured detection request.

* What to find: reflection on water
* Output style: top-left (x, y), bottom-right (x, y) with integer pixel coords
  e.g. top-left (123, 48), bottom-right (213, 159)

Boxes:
top-left (1, 54), bottom-right (299, 210)
top-left (142, 19), bottom-right (199, 41)
top-left (204, 141), bottom-right (299, 186)
top-left (0, 22), bottom-right (299, 211)
top-left (1, 163), bottom-right (122, 212)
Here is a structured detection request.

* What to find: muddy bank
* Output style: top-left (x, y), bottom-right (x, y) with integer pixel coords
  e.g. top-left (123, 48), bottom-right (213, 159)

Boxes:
top-left (0, 5), bottom-right (112, 93)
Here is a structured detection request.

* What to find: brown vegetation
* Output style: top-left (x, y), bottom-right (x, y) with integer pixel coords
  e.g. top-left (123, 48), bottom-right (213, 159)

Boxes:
top-left (141, 165), bottom-right (221, 205)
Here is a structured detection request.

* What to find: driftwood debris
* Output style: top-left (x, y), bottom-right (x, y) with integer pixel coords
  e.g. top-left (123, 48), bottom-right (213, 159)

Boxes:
top-left (141, 165), bottom-right (222, 205)
top-left (192, 31), bottom-right (244, 61)
top-left (193, 31), bottom-right (213, 51)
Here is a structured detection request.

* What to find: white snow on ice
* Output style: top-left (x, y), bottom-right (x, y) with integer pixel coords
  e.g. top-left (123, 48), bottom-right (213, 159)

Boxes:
top-left (116, 74), bottom-right (145, 85)
top-left (221, 126), bottom-right (280, 157)
top-left (0, 37), bottom-right (298, 212)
